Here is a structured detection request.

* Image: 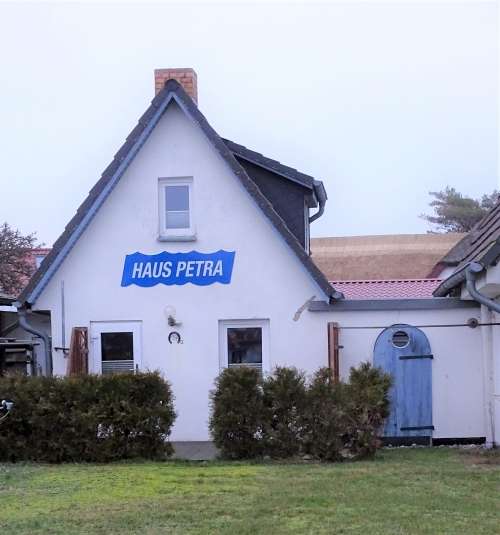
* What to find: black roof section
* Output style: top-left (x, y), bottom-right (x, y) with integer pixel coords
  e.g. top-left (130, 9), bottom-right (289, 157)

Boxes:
top-left (20, 79), bottom-right (342, 304)
top-left (222, 138), bottom-right (314, 188)
top-left (222, 138), bottom-right (328, 208)
top-left (434, 197), bottom-right (500, 296)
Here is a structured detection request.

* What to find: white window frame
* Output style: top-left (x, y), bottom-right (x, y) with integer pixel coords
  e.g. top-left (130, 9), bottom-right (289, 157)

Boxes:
top-left (218, 319), bottom-right (270, 374)
top-left (158, 177), bottom-right (195, 241)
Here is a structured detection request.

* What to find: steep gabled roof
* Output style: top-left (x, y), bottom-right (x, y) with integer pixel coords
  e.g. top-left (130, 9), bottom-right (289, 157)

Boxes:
top-left (19, 79), bottom-right (341, 305)
top-left (434, 197), bottom-right (500, 296)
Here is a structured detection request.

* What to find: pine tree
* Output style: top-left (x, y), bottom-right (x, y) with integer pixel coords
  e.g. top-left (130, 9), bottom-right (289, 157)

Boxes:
top-left (421, 187), bottom-right (499, 233)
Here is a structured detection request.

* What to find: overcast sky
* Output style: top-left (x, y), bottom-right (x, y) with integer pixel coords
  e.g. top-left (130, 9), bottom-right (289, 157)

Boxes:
top-left (0, 1), bottom-right (498, 245)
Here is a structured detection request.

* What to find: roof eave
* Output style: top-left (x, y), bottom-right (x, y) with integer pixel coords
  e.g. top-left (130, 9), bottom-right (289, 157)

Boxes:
top-left (433, 237), bottom-right (500, 297)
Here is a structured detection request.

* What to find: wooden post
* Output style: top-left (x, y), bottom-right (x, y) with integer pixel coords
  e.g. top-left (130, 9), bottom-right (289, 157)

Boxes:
top-left (67, 327), bottom-right (89, 376)
top-left (327, 322), bottom-right (340, 382)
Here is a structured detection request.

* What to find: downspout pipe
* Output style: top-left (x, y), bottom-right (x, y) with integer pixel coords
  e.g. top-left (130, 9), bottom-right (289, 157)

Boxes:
top-left (466, 262), bottom-right (498, 447)
top-left (16, 306), bottom-right (52, 376)
top-left (465, 262), bottom-right (500, 314)
top-left (309, 180), bottom-right (327, 223)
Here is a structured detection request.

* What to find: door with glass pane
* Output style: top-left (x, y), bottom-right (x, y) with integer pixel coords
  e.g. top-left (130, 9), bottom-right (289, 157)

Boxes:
top-left (90, 321), bottom-right (142, 374)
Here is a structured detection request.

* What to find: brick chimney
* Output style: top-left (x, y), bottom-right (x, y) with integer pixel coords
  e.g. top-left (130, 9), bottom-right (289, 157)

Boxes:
top-left (154, 68), bottom-right (198, 103)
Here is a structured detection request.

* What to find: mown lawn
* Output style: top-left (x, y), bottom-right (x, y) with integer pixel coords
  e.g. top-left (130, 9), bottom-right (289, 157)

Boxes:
top-left (0, 448), bottom-right (498, 535)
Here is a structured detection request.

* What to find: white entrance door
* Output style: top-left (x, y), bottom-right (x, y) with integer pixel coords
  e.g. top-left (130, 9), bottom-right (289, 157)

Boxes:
top-left (90, 321), bottom-right (142, 374)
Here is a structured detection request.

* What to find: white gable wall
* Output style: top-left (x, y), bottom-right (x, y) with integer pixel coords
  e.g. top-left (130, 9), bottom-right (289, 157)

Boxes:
top-left (34, 102), bottom-right (329, 440)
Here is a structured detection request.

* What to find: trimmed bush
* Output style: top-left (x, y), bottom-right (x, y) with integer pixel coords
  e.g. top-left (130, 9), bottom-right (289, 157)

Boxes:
top-left (209, 366), bottom-right (264, 459)
top-left (262, 366), bottom-right (307, 458)
top-left (0, 372), bottom-right (176, 462)
top-left (210, 363), bottom-right (392, 462)
top-left (302, 367), bottom-right (347, 461)
top-left (344, 362), bottom-right (392, 459)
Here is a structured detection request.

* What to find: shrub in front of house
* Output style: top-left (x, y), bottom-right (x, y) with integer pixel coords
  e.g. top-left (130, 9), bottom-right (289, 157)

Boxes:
top-left (209, 366), bottom-right (265, 459)
top-left (343, 362), bottom-right (392, 459)
top-left (262, 366), bottom-right (307, 458)
top-left (301, 367), bottom-right (348, 461)
top-left (210, 363), bottom-right (391, 461)
top-left (0, 372), bottom-right (176, 463)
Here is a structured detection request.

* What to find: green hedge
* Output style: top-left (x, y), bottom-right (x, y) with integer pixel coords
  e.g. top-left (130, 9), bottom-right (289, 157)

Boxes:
top-left (0, 372), bottom-right (176, 462)
top-left (343, 362), bottom-right (392, 459)
top-left (302, 367), bottom-right (347, 461)
top-left (209, 366), bottom-right (264, 459)
top-left (262, 367), bottom-right (307, 458)
top-left (209, 363), bottom-right (391, 461)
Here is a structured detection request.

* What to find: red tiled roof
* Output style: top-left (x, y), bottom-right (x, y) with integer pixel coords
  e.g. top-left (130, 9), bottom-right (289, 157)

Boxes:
top-left (331, 278), bottom-right (443, 300)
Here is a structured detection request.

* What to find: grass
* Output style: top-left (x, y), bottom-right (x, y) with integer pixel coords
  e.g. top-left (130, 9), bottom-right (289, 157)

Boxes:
top-left (0, 448), bottom-right (499, 534)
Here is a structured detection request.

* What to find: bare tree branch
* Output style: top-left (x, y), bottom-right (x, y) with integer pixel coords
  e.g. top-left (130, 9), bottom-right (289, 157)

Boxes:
top-left (0, 222), bottom-right (41, 296)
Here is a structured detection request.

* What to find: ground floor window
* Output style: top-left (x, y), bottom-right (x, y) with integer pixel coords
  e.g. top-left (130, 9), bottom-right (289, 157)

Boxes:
top-left (101, 331), bottom-right (134, 374)
top-left (219, 319), bottom-right (270, 373)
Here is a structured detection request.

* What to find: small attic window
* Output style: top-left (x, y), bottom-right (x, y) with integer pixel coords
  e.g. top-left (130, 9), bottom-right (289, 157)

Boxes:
top-left (158, 177), bottom-right (195, 241)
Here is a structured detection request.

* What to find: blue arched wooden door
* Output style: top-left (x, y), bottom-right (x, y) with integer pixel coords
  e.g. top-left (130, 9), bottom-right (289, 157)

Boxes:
top-left (374, 324), bottom-right (433, 440)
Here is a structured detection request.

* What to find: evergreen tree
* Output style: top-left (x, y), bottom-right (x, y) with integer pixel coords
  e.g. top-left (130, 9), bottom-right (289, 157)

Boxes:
top-left (421, 187), bottom-right (499, 233)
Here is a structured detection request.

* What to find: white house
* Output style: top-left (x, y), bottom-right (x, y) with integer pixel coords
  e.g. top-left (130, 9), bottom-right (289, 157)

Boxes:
top-left (16, 69), bottom-right (498, 455)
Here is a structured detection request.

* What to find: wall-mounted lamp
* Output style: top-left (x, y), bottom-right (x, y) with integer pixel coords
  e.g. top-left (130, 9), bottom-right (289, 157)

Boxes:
top-left (164, 305), bottom-right (182, 327)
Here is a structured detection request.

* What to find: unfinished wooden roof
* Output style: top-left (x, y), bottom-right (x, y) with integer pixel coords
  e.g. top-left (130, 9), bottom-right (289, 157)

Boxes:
top-left (311, 233), bottom-right (465, 281)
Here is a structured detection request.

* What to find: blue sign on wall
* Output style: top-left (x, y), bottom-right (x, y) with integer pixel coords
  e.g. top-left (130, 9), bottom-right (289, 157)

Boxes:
top-left (121, 250), bottom-right (235, 288)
